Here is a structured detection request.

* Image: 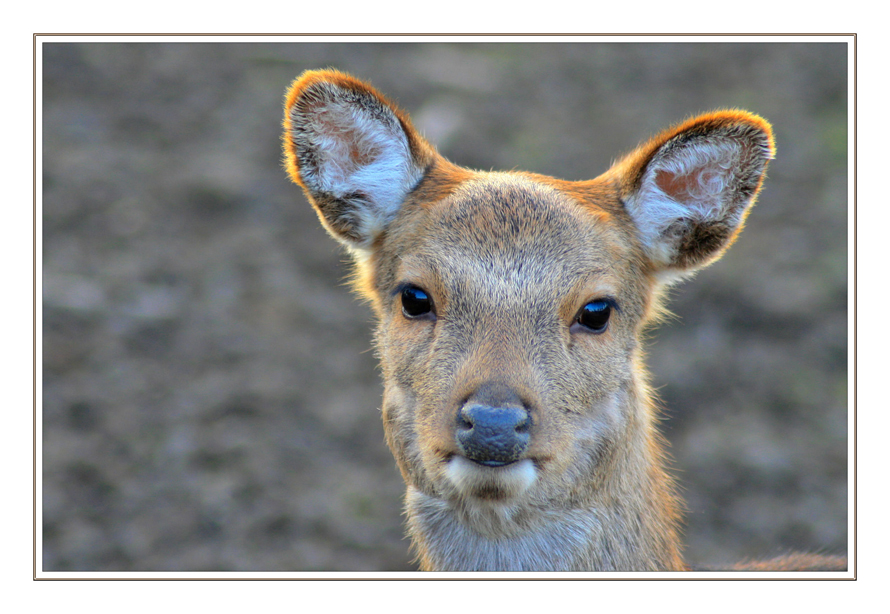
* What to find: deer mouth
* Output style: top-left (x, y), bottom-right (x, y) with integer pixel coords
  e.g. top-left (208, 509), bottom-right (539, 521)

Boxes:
top-left (472, 458), bottom-right (517, 468)
top-left (444, 455), bottom-right (537, 501)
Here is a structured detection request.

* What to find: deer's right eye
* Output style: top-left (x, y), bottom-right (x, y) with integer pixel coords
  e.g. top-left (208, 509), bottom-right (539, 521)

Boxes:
top-left (401, 285), bottom-right (434, 319)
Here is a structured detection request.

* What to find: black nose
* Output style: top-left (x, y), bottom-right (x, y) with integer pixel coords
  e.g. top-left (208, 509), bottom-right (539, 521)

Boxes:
top-left (456, 404), bottom-right (530, 466)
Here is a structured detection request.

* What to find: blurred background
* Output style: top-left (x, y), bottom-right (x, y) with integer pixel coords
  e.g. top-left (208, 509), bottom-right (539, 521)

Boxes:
top-left (41, 40), bottom-right (848, 572)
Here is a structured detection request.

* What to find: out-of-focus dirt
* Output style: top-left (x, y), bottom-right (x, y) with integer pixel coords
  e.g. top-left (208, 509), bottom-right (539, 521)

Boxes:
top-left (41, 41), bottom-right (848, 571)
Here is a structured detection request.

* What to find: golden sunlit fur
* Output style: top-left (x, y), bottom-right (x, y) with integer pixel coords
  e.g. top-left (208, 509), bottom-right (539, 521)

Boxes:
top-left (281, 69), bottom-right (845, 572)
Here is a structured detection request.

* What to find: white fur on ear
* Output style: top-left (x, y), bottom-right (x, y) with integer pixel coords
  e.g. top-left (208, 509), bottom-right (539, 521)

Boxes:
top-left (306, 100), bottom-right (422, 228)
top-left (624, 125), bottom-right (773, 272)
top-left (627, 139), bottom-right (740, 263)
top-left (287, 80), bottom-right (428, 250)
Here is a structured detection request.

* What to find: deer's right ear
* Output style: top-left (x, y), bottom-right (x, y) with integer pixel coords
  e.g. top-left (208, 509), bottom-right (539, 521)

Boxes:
top-left (282, 70), bottom-right (435, 251)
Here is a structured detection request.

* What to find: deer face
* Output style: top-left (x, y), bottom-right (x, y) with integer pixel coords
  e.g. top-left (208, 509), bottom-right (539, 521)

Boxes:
top-left (372, 173), bottom-right (653, 521)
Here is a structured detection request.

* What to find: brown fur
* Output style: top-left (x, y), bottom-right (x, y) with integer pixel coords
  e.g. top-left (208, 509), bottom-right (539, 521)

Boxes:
top-left (281, 69), bottom-right (846, 572)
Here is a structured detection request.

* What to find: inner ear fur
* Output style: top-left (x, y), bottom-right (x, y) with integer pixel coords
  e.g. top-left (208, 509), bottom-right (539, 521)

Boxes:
top-left (282, 69), bottom-right (435, 249)
top-left (612, 110), bottom-right (775, 273)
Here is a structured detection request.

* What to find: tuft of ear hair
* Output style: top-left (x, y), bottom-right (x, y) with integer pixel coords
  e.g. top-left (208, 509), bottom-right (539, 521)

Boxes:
top-left (611, 111), bottom-right (775, 277)
top-left (282, 69), bottom-right (435, 252)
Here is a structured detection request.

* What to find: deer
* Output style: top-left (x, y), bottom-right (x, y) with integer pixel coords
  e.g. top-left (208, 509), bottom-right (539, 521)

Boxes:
top-left (280, 69), bottom-right (847, 572)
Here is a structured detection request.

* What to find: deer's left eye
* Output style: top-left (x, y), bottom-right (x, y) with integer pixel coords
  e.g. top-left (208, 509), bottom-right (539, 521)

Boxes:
top-left (574, 300), bottom-right (612, 333)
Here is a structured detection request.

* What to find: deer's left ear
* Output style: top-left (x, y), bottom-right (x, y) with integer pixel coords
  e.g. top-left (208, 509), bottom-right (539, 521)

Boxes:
top-left (612, 111), bottom-right (775, 274)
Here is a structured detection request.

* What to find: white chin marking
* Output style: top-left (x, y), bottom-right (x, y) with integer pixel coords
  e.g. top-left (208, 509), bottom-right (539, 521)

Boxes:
top-left (445, 456), bottom-right (537, 501)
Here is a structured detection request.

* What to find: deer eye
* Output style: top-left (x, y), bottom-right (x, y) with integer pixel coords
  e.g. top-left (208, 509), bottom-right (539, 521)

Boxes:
top-left (575, 300), bottom-right (612, 333)
top-left (401, 285), bottom-right (434, 319)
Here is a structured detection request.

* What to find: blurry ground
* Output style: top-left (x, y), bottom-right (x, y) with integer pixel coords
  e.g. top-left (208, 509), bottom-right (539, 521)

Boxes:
top-left (41, 41), bottom-right (848, 572)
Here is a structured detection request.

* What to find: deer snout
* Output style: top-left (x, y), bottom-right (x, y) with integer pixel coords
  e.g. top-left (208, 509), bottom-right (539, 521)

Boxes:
top-left (456, 405), bottom-right (530, 467)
